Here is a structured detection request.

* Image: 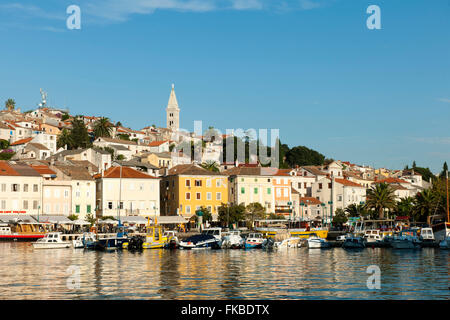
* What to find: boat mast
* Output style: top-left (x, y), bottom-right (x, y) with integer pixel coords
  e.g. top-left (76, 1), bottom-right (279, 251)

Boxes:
top-left (446, 170), bottom-right (449, 223)
top-left (118, 165), bottom-right (122, 224)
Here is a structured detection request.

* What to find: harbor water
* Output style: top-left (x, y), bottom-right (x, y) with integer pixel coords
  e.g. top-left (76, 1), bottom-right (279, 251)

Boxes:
top-left (0, 242), bottom-right (448, 300)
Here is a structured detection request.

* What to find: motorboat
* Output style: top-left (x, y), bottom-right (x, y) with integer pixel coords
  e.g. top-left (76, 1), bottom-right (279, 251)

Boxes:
top-left (364, 230), bottom-right (383, 243)
top-left (275, 237), bottom-right (302, 248)
top-left (72, 232), bottom-right (96, 249)
top-left (342, 234), bottom-right (366, 249)
top-left (222, 230), bottom-right (244, 249)
top-left (307, 233), bottom-right (331, 249)
top-left (142, 225), bottom-right (168, 249)
top-left (32, 232), bottom-right (72, 249)
top-left (202, 228), bottom-right (223, 243)
top-left (163, 230), bottom-right (179, 249)
top-left (0, 222), bottom-right (46, 241)
top-left (389, 229), bottom-right (422, 249)
top-left (419, 227), bottom-right (435, 244)
top-left (96, 223), bottom-right (129, 251)
top-left (244, 233), bottom-right (266, 249)
top-left (179, 234), bottom-right (221, 250)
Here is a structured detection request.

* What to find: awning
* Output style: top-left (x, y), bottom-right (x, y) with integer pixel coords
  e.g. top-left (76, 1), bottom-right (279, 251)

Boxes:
top-left (98, 219), bottom-right (118, 225)
top-left (31, 215), bottom-right (73, 224)
top-left (0, 215), bottom-right (36, 223)
top-left (70, 219), bottom-right (91, 225)
top-left (155, 216), bottom-right (189, 224)
top-left (115, 216), bottom-right (149, 224)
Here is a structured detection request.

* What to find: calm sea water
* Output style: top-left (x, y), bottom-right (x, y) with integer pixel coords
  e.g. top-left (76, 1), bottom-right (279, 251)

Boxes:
top-left (0, 242), bottom-right (448, 300)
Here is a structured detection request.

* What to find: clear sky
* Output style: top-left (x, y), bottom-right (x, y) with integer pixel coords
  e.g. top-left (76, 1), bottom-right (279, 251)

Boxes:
top-left (0, 0), bottom-right (449, 173)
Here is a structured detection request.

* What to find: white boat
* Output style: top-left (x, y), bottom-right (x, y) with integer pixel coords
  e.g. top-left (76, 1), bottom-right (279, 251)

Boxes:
top-left (32, 232), bottom-right (72, 249)
top-left (364, 230), bottom-right (383, 243)
top-left (244, 233), bottom-right (266, 249)
top-left (389, 229), bottom-right (422, 249)
top-left (342, 234), bottom-right (366, 249)
top-left (420, 227), bottom-right (435, 242)
top-left (275, 237), bottom-right (302, 248)
top-left (72, 232), bottom-right (97, 249)
top-left (222, 230), bottom-right (244, 249)
top-left (202, 227), bottom-right (223, 242)
top-left (178, 234), bottom-right (221, 250)
top-left (307, 233), bottom-right (330, 249)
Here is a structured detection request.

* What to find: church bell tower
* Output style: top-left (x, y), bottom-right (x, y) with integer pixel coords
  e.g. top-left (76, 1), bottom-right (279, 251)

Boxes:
top-left (166, 84), bottom-right (180, 131)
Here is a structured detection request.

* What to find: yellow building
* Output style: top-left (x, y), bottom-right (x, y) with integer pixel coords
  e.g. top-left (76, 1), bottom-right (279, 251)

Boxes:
top-left (141, 152), bottom-right (172, 169)
top-left (160, 164), bottom-right (228, 219)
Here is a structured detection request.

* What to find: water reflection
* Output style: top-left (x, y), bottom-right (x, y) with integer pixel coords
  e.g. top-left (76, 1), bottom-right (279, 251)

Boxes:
top-left (0, 243), bottom-right (448, 300)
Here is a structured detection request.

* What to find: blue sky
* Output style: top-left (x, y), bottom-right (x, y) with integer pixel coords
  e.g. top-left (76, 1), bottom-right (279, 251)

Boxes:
top-left (0, 0), bottom-right (449, 173)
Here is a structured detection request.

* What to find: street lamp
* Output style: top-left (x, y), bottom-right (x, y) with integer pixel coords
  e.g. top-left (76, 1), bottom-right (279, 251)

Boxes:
top-left (328, 201), bottom-right (333, 225)
top-left (300, 201), bottom-right (305, 222)
top-left (321, 203), bottom-right (326, 225)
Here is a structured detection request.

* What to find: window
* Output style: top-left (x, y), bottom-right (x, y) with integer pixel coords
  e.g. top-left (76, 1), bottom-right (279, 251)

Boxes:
top-left (276, 188), bottom-right (281, 197)
top-left (196, 192), bottom-right (201, 200)
top-left (75, 190), bottom-right (80, 198)
top-left (23, 200), bottom-right (28, 210)
top-left (186, 192), bottom-right (191, 200)
top-left (119, 202), bottom-right (123, 209)
top-left (319, 183), bottom-right (322, 189)
top-left (75, 205), bottom-right (80, 213)
top-left (267, 188), bottom-right (271, 194)
top-left (33, 184), bottom-right (38, 192)
top-left (206, 179), bottom-right (211, 187)
top-left (298, 183), bottom-right (301, 189)
top-left (186, 205), bottom-right (191, 214)
top-left (33, 201), bottom-right (38, 210)
top-left (12, 184), bottom-right (19, 192)
top-left (87, 205), bottom-right (91, 213)
top-left (44, 189), bottom-right (50, 198)
top-left (328, 183), bottom-right (332, 189)
top-left (108, 202), bottom-right (113, 209)
top-left (64, 190), bottom-right (69, 198)
top-left (1, 200), bottom-right (6, 209)
top-left (24, 184), bottom-right (29, 192)
top-left (216, 192), bottom-right (221, 200)
top-left (304, 182), bottom-right (307, 188)
top-left (1, 184), bottom-right (5, 192)
top-left (54, 189), bottom-right (60, 198)
top-left (216, 179), bottom-right (221, 187)
top-left (207, 192), bottom-right (212, 200)
top-left (254, 188), bottom-right (258, 194)
top-left (195, 180), bottom-right (202, 187)
top-left (283, 188), bottom-right (288, 197)
top-left (267, 179), bottom-right (271, 182)
top-left (207, 206), bottom-right (212, 212)
top-left (241, 187), bottom-right (245, 194)
top-left (185, 179), bottom-right (191, 187)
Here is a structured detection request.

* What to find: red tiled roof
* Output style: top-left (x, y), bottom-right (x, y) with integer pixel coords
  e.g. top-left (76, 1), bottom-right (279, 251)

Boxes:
top-left (334, 178), bottom-right (364, 188)
top-left (148, 140), bottom-right (168, 147)
top-left (299, 197), bottom-right (322, 205)
top-left (98, 166), bottom-right (158, 179)
top-left (275, 169), bottom-right (292, 176)
top-left (0, 161), bottom-right (19, 176)
top-left (375, 177), bottom-right (409, 184)
top-left (10, 137), bottom-right (33, 146)
top-left (30, 165), bottom-right (56, 175)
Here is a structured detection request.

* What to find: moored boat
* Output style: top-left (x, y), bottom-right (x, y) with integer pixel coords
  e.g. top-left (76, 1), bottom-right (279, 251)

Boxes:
top-left (389, 229), bottom-right (422, 249)
top-left (342, 234), bottom-right (366, 249)
top-left (244, 233), bottom-right (266, 249)
top-left (32, 232), bottom-right (72, 249)
top-left (307, 233), bottom-right (331, 249)
top-left (222, 230), bottom-right (244, 249)
top-left (178, 234), bottom-right (221, 250)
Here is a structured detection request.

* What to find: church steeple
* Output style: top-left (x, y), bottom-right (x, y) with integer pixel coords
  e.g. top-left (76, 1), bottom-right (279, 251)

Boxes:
top-left (166, 83), bottom-right (180, 131)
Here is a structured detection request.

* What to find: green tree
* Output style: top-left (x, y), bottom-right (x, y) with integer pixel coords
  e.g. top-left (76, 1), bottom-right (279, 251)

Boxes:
top-left (365, 183), bottom-right (397, 219)
top-left (4, 98), bottom-right (15, 111)
top-left (245, 202), bottom-right (266, 227)
top-left (195, 206), bottom-right (212, 223)
top-left (84, 213), bottom-right (96, 226)
top-left (0, 151), bottom-right (15, 160)
top-left (117, 134), bottom-right (130, 141)
top-left (395, 197), bottom-right (415, 217)
top-left (413, 189), bottom-right (439, 222)
top-left (217, 203), bottom-right (246, 226)
top-left (267, 213), bottom-right (286, 220)
top-left (67, 214), bottom-right (79, 221)
top-left (200, 161), bottom-right (219, 172)
top-left (0, 139), bottom-right (9, 149)
top-left (332, 208), bottom-right (348, 225)
top-left (61, 112), bottom-right (70, 121)
top-left (285, 145), bottom-right (326, 167)
top-left (116, 154), bottom-right (125, 161)
top-left (93, 117), bottom-right (113, 138)
top-left (412, 161), bottom-right (417, 169)
top-left (70, 116), bottom-right (91, 149)
top-left (57, 128), bottom-right (73, 149)
top-left (440, 162), bottom-right (448, 178)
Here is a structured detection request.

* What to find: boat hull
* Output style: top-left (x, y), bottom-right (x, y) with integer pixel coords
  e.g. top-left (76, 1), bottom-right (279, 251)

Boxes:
top-left (32, 242), bottom-right (71, 249)
top-left (307, 239), bottom-right (330, 249)
top-left (0, 234), bottom-right (45, 241)
top-left (390, 240), bottom-right (421, 249)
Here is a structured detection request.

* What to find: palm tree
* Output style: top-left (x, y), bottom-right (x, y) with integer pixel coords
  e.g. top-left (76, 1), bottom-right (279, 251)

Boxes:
top-left (345, 203), bottom-right (368, 218)
top-left (365, 183), bottom-right (397, 219)
top-left (93, 117), bottom-right (113, 138)
top-left (200, 161), bottom-right (219, 172)
top-left (413, 189), bottom-right (439, 222)
top-left (5, 98), bottom-right (15, 111)
top-left (57, 128), bottom-right (73, 149)
top-left (395, 196), bottom-right (415, 217)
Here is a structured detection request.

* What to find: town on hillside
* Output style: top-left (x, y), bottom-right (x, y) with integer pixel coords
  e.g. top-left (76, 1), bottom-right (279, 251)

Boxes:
top-left (0, 88), bottom-right (448, 229)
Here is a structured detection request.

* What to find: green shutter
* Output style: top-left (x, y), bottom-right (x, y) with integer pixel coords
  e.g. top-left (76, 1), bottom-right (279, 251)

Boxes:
top-left (267, 188), bottom-right (271, 194)
top-left (87, 205), bottom-right (91, 213)
top-left (75, 205), bottom-right (80, 213)
top-left (254, 188), bottom-right (258, 194)
top-left (241, 187), bottom-right (245, 194)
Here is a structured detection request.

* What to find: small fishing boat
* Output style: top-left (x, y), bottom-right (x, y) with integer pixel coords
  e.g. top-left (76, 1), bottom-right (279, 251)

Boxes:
top-left (202, 228), bottom-right (223, 243)
top-left (222, 230), bottom-right (244, 249)
top-left (163, 230), bottom-right (179, 249)
top-left (142, 225), bottom-right (168, 249)
top-left (244, 233), bottom-right (266, 249)
top-left (342, 234), bottom-right (366, 249)
top-left (307, 233), bottom-right (331, 249)
top-left (275, 237), bottom-right (302, 248)
top-left (364, 230), bottom-right (383, 243)
top-left (32, 232), bottom-right (72, 249)
top-left (178, 234), bottom-right (221, 250)
top-left (72, 232), bottom-right (97, 249)
top-left (389, 229), bottom-right (422, 249)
